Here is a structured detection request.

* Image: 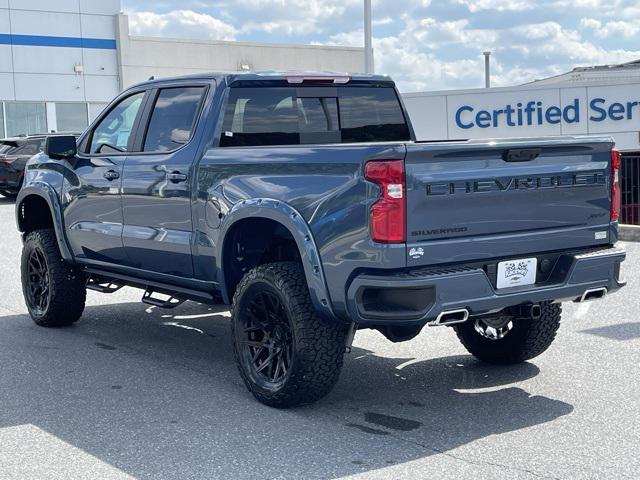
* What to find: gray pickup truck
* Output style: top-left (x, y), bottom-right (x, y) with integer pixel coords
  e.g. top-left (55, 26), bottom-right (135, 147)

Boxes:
top-left (16, 72), bottom-right (626, 407)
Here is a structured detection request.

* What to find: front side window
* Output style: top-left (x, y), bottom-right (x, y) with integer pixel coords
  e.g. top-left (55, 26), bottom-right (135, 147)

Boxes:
top-left (220, 86), bottom-right (410, 147)
top-left (5, 103), bottom-right (47, 137)
top-left (143, 87), bottom-right (205, 152)
top-left (88, 92), bottom-right (145, 154)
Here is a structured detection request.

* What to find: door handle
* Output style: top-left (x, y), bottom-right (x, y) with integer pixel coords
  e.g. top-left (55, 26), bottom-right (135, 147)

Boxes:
top-left (167, 171), bottom-right (188, 183)
top-left (103, 170), bottom-right (120, 181)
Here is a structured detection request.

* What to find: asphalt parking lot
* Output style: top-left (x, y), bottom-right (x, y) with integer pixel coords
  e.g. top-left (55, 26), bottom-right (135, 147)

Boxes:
top-left (0, 196), bottom-right (638, 480)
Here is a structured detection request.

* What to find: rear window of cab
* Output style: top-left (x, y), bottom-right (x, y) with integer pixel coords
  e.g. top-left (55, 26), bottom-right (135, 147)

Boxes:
top-left (219, 87), bottom-right (411, 147)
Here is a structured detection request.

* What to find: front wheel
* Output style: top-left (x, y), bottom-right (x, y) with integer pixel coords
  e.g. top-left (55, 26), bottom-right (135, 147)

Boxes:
top-left (21, 229), bottom-right (86, 327)
top-left (454, 302), bottom-right (562, 364)
top-left (231, 262), bottom-right (347, 408)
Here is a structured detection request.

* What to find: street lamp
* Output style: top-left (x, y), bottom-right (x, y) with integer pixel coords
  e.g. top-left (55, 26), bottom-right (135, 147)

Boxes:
top-left (483, 51), bottom-right (491, 88)
top-left (364, 0), bottom-right (374, 74)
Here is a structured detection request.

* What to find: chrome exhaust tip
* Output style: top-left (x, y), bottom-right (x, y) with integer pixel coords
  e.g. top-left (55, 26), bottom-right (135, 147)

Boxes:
top-left (578, 287), bottom-right (608, 303)
top-left (429, 308), bottom-right (470, 327)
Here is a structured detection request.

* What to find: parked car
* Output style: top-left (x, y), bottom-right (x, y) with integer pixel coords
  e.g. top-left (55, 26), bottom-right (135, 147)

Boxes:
top-left (0, 133), bottom-right (79, 199)
top-left (15, 72), bottom-right (626, 407)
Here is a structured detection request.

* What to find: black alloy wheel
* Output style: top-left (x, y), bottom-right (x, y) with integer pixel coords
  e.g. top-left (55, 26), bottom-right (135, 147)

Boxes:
top-left (25, 245), bottom-right (50, 316)
top-left (236, 288), bottom-right (294, 390)
top-left (21, 229), bottom-right (86, 327)
top-left (231, 262), bottom-right (347, 408)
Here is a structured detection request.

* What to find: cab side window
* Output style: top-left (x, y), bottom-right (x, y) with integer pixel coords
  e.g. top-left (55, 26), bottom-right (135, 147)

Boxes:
top-left (143, 87), bottom-right (205, 152)
top-left (88, 92), bottom-right (145, 154)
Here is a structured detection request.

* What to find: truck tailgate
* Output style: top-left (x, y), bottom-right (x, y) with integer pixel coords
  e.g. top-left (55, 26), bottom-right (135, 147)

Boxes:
top-left (405, 137), bottom-right (615, 267)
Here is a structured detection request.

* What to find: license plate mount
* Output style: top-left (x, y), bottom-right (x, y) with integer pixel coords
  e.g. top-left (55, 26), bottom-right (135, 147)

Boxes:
top-left (496, 257), bottom-right (537, 289)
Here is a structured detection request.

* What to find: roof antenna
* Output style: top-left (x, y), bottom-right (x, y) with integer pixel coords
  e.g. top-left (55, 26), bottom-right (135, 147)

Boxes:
top-left (148, 75), bottom-right (155, 80)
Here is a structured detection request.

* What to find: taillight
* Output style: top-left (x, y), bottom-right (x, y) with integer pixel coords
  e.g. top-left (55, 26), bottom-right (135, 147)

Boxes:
top-left (365, 160), bottom-right (406, 243)
top-left (611, 148), bottom-right (621, 222)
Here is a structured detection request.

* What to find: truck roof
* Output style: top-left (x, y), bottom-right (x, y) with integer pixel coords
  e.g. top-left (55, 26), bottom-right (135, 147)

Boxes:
top-left (131, 71), bottom-right (394, 88)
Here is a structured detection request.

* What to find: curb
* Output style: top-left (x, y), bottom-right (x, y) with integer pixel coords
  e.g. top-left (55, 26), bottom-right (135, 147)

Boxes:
top-left (620, 225), bottom-right (640, 242)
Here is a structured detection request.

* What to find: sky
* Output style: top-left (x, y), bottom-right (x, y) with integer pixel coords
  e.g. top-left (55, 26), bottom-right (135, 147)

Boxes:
top-left (121, 0), bottom-right (640, 93)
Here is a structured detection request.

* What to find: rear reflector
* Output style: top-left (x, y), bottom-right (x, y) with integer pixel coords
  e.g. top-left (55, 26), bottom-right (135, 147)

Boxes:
top-left (611, 148), bottom-right (621, 222)
top-left (365, 160), bottom-right (406, 243)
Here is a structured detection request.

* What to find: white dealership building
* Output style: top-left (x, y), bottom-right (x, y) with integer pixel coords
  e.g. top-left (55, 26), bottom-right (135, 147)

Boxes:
top-left (403, 60), bottom-right (640, 152)
top-left (0, 0), bottom-right (364, 137)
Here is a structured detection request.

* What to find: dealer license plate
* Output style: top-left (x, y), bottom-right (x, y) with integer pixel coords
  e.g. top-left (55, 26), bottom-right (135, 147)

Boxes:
top-left (496, 257), bottom-right (537, 289)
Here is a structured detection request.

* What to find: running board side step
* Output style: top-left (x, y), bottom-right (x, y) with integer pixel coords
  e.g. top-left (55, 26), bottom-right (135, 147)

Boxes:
top-left (86, 275), bottom-right (124, 293)
top-left (82, 267), bottom-right (219, 306)
top-left (142, 288), bottom-right (185, 309)
top-left (428, 308), bottom-right (470, 327)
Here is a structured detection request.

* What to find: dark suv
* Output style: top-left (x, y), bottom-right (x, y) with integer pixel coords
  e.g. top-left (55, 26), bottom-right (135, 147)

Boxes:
top-left (0, 134), bottom-right (79, 199)
top-left (15, 72), bottom-right (625, 407)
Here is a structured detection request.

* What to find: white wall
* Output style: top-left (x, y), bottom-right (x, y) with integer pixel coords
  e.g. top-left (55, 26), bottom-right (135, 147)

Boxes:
top-left (403, 81), bottom-right (640, 152)
top-left (0, 1), bottom-right (120, 103)
top-left (115, 14), bottom-right (365, 89)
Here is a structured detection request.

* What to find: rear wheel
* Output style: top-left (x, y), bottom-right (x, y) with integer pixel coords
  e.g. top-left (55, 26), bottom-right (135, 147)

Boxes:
top-left (21, 229), bottom-right (86, 327)
top-left (454, 302), bottom-right (562, 364)
top-left (231, 262), bottom-right (347, 408)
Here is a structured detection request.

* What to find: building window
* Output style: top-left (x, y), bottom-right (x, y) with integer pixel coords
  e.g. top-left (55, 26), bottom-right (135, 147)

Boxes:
top-left (5, 102), bottom-right (47, 137)
top-left (56, 103), bottom-right (88, 134)
top-left (0, 103), bottom-right (4, 138)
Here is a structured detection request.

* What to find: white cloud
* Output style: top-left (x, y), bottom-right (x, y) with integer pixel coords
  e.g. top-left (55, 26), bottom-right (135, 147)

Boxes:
top-left (127, 10), bottom-right (237, 41)
top-left (373, 17), bottom-right (394, 26)
top-left (123, 0), bottom-right (640, 92)
top-left (580, 17), bottom-right (640, 38)
top-left (232, 0), bottom-right (360, 36)
top-left (515, 21), bottom-right (640, 65)
top-left (326, 29), bottom-right (488, 91)
top-left (403, 17), bottom-right (498, 48)
top-left (456, 0), bottom-right (534, 12)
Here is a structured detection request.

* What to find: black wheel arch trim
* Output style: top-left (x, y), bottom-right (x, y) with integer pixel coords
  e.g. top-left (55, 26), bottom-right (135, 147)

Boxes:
top-left (16, 184), bottom-right (74, 262)
top-left (217, 198), bottom-right (337, 321)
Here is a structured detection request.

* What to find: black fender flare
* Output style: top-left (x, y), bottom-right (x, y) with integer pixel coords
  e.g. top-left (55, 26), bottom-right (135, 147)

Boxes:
top-left (16, 183), bottom-right (74, 261)
top-left (217, 198), bottom-right (337, 321)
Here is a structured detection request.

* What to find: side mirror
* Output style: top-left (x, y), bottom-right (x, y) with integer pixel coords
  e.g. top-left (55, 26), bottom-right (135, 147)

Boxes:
top-left (45, 136), bottom-right (77, 160)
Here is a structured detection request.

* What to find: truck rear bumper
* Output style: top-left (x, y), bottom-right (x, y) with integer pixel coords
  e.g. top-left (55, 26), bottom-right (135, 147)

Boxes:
top-left (346, 246), bottom-right (626, 326)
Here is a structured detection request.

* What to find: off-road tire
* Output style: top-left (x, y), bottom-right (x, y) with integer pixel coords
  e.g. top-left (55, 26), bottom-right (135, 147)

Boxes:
top-left (231, 262), bottom-right (348, 408)
top-left (21, 229), bottom-right (86, 327)
top-left (454, 302), bottom-right (562, 364)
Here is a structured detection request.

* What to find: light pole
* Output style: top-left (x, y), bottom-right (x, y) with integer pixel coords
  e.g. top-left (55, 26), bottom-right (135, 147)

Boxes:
top-left (364, 0), bottom-right (374, 73)
top-left (483, 51), bottom-right (491, 88)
